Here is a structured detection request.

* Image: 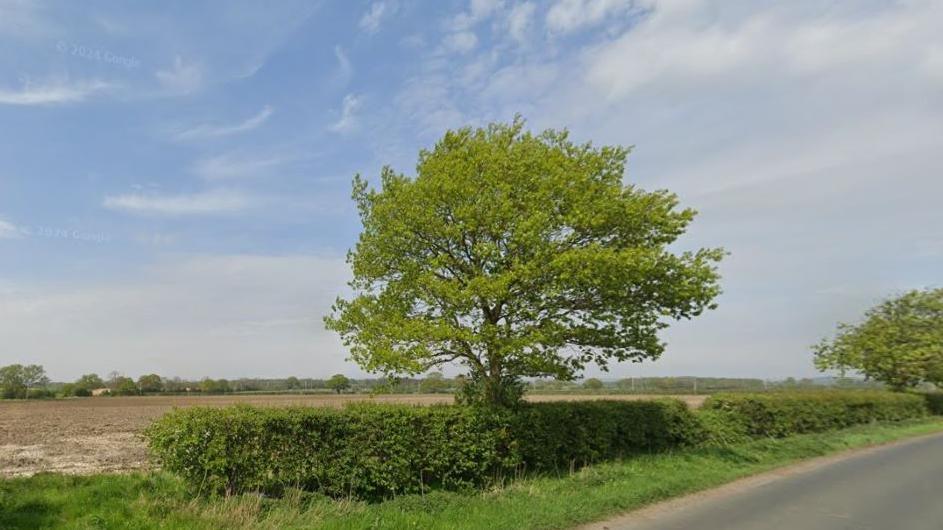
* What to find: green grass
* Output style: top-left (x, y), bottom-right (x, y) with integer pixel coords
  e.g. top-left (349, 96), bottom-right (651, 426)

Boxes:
top-left (3, 418), bottom-right (943, 530)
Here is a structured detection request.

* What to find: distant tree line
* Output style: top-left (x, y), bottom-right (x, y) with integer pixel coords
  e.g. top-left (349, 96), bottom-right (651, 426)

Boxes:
top-left (0, 363), bottom-right (894, 400)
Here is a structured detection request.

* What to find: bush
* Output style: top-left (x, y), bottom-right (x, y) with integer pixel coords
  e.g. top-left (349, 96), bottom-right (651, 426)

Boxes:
top-left (922, 393), bottom-right (943, 415)
top-left (703, 391), bottom-right (926, 437)
top-left (509, 400), bottom-right (704, 472)
top-left (696, 409), bottom-right (751, 447)
top-left (146, 399), bottom-right (701, 499)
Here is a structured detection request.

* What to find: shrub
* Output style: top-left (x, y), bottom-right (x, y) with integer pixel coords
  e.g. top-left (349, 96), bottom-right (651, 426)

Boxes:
top-left (696, 409), bottom-right (751, 447)
top-left (702, 391), bottom-right (926, 438)
top-left (922, 393), bottom-right (943, 415)
top-left (148, 392), bottom-right (929, 500)
top-left (146, 399), bottom-right (701, 499)
top-left (509, 400), bottom-right (704, 472)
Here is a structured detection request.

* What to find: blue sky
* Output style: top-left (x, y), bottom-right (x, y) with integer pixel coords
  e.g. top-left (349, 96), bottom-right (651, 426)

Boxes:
top-left (0, 0), bottom-right (941, 381)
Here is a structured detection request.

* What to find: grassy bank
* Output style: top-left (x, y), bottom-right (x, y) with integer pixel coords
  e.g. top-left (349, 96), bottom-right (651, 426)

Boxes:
top-left (3, 418), bottom-right (942, 530)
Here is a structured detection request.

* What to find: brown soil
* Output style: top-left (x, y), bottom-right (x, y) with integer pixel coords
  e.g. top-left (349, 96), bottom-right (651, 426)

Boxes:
top-left (0, 393), bottom-right (705, 477)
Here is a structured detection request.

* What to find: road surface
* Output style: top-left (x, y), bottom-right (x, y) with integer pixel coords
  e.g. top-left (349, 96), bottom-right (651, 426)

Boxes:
top-left (586, 433), bottom-right (943, 530)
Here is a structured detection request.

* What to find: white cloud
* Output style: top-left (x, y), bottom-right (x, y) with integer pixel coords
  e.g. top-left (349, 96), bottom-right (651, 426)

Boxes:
top-left (103, 190), bottom-right (251, 216)
top-left (450, 0), bottom-right (503, 31)
top-left (155, 56), bottom-right (203, 94)
top-left (579, 2), bottom-right (943, 103)
top-left (192, 151), bottom-right (291, 180)
top-left (0, 254), bottom-right (352, 379)
top-left (378, 0), bottom-right (943, 378)
top-left (174, 105), bottom-right (274, 141)
top-left (334, 45), bottom-right (353, 85)
top-left (507, 2), bottom-right (536, 43)
top-left (0, 78), bottom-right (111, 106)
top-left (359, 2), bottom-right (390, 34)
top-left (470, 0), bottom-right (502, 20)
top-left (443, 31), bottom-right (479, 53)
top-left (0, 218), bottom-right (21, 239)
top-left (330, 93), bottom-right (362, 132)
top-left (546, 0), bottom-right (636, 34)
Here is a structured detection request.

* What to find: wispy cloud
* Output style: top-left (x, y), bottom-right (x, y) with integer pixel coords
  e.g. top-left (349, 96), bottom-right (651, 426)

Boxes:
top-left (155, 56), bottom-right (203, 94)
top-left (330, 94), bottom-right (362, 132)
top-left (0, 218), bottom-right (22, 239)
top-left (443, 31), bottom-right (478, 54)
top-left (546, 0), bottom-right (637, 34)
top-left (507, 2), bottom-right (536, 43)
top-left (103, 190), bottom-right (250, 215)
top-left (359, 2), bottom-right (391, 34)
top-left (174, 105), bottom-right (274, 141)
top-left (0, 78), bottom-right (111, 106)
top-left (191, 152), bottom-right (294, 180)
top-left (334, 45), bottom-right (353, 85)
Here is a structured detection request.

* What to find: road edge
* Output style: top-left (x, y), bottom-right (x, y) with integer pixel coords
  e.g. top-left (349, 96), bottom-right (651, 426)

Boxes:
top-left (577, 428), bottom-right (943, 530)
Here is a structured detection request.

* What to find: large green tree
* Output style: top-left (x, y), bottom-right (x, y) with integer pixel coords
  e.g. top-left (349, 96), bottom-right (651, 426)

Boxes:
top-left (75, 373), bottom-right (105, 390)
top-left (814, 288), bottom-right (943, 390)
top-left (137, 374), bottom-right (164, 393)
top-left (326, 118), bottom-right (724, 406)
top-left (0, 364), bottom-right (48, 399)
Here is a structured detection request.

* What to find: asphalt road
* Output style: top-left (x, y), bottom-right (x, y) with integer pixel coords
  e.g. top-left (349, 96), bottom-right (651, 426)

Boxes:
top-left (592, 433), bottom-right (943, 530)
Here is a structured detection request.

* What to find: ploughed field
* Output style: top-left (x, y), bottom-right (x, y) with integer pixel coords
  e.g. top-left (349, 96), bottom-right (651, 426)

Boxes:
top-left (0, 393), bottom-right (705, 477)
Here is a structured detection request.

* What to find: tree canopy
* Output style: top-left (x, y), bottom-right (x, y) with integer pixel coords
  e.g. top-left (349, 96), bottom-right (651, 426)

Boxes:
top-left (326, 118), bottom-right (724, 406)
top-left (327, 374), bottom-right (351, 394)
top-left (814, 288), bottom-right (943, 390)
top-left (0, 364), bottom-right (48, 399)
top-left (137, 374), bottom-right (164, 393)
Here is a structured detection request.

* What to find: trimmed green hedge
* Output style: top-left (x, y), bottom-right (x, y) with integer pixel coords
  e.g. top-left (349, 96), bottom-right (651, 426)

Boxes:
top-left (147, 391), bottom-right (931, 499)
top-left (702, 391), bottom-right (927, 438)
top-left (508, 400), bottom-right (704, 472)
top-left (146, 400), bottom-right (702, 499)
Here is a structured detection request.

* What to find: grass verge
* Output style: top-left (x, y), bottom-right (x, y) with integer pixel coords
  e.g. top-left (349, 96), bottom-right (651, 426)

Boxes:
top-left (2, 418), bottom-right (942, 530)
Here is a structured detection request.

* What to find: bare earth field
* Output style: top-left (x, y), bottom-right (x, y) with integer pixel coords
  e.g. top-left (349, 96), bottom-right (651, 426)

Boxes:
top-left (0, 393), bottom-right (705, 477)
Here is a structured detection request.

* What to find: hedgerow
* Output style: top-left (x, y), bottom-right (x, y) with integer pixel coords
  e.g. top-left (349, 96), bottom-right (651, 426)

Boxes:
top-left (145, 400), bottom-right (701, 499)
top-left (147, 391), bottom-right (931, 499)
top-left (922, 393), bottom-right (943, 415)
top-left (702, 391), bottom-right (926, 438)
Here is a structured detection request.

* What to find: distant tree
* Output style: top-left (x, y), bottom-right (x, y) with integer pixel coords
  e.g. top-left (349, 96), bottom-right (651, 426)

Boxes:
top-left (814, 289), bottom-right (943, 390)
top-left (76, 373), bottom-right (104, 390)
top-left (200, 378), bottom-right (230, 394)
top-left (112, 377), bottom-right (139, 396)
top-left (163, 377), bottom-right (186, 393)
top-left (0, 364), bottom-right (48, 399)
top-left (137, 374), bottom-right (164, 393)
top-left (327, 374), bottom-right (351, 394)
top-left (0, 364), bottom-right (27, 399)
top-left (419, 372), bottom-right (450, 393)
top-left (582, 378), bottom-right (604, 391)
top-left (285, 376), bottom-right (301, 390)
top-left (325, 118), bottom-right (724, 407)
top-left (22, 365), bottom-right (49, 399)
